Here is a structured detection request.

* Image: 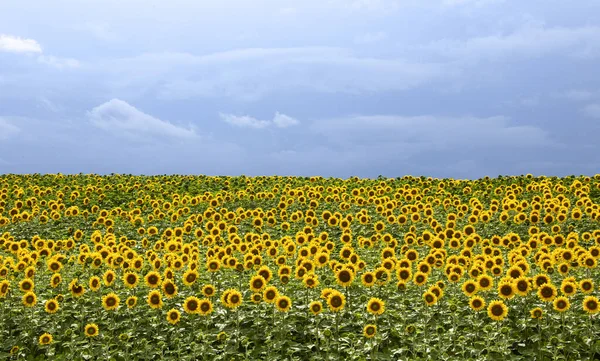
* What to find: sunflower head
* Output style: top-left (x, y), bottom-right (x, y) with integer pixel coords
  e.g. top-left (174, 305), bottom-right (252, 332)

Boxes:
top-left (38, 333), bottom-right (53, 346)
top-left (487, 300), bottom-right (508, 321)
top-left (309, 301), bottom-right (323, 315)
top-left (366, 297), bottom-right (385, 315)
top-left (85, 323), bottom-right (99, 337)
top-left (166, 309), bottom-right (181, 325)
top-left (363, 324), bottom-right (377, 338)
top-left (583, 296), bottom-right (599, 314)
top-left (327, 291), bottom-right (346, 312)
top-left (530, 307), bottom-right (543, 319)
top-left (276, 295), bottom-right (292, 312)
top-left (469, 296), bottom-right (485, 311)
top-left (183, 296), bottom-right (200, 314)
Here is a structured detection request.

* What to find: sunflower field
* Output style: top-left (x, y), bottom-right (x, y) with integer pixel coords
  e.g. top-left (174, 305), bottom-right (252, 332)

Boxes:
top-left (1, 174), bottom-right (600, 360)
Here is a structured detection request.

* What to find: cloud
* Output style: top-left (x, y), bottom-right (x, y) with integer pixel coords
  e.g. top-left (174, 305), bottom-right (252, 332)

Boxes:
top-left (560, 90), bottom-right (598, 101)
top-left (442, 0), bottom-right (503, 7)
top-left (311, 114), bottom-right (549, 151)
top-left (0, 118), bottom-right (20, 140)
top-left (422, 24), bottom-right (600, 62)
top-left (0, 34), bottom-right (42, 53)
top-left (104, 47), bottom-right (449, 101)
top-left (354, 31), bottom-right (387, 44)
top-left (88, 99), bottom-right (196, 139)
top-left (37, 55), bottom-right (81, 69)
top-left (582, 104), bottom-right (600, 119)
top-left (273, 112), bottom-right (299, 128)
top-left (220, 111), bottom-right (299, 128)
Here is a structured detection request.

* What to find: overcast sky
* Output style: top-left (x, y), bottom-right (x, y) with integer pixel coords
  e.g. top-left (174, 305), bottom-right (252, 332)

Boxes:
top-left (1, 0), bottom-right (600, 179)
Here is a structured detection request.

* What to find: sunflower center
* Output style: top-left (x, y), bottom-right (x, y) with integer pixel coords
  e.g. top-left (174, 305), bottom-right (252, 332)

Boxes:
top-left (188, 301), bottom-right (198, 310)
top-left (491, 305), bottom-right (504, 316)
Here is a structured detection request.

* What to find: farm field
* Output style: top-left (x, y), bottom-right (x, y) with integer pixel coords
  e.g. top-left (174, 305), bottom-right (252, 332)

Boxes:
top-left (1, 174), bottom-right (600, 360)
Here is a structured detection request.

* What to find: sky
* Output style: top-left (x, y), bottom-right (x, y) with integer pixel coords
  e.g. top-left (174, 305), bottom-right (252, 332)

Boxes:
top-left (1, 0), bottom-right (600, 179)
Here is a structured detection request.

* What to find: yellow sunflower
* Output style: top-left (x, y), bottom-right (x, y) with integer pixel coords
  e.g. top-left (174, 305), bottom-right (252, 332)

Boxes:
top-left (487, 300), bottom-right (508, 321)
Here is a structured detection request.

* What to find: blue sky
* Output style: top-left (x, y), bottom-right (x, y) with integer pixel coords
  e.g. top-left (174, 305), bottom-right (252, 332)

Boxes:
top-left (1, 0), bottom-right (600, 178)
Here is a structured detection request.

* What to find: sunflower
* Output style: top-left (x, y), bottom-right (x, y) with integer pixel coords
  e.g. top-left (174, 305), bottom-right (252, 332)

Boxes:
top-left (144, 271), bottom-right (162, 289)
top-left (366, 297), bottom-right (385, 315)
top-left (22, 291), bottom-right (37, 307)
top-left (327, 290), bottom-right (345, 312)
top-left (363, 324), bottom-right (377, 338)
top-left (263, 286), bottom-right (279, 304)
top-left (206, 259), bottom-right (221, 272)
top-left (38, 333), bottom-right (53, 345)
top-left (469, 296), bottom-right (485, 311)
top-left (166, 309), bottom-right (181, 325)
top-left (103, 270), bottom-right (116, 287)
top-left (335, 268), bottom-right (354, 288)
top-left (162, 280), bottom-right (178, 298)
top-left (303, 274), bottom-right (319, 289)
top-left (0, 280), bottom-right (9, 297)
top-left (89, 276), bottom-right (101, 292)
top-left (182, 270), bottom-right (198, 286)
top-left (19, 279), bottom-right (34, 293)
top-left (579, 279), bottom-right (594, 294)
top-left (553, 296), bottom-right (570, 312)
top-left (583, 296), bottom-right (599, 314)
top-left (199, 299), bottom-right (213, 316)
top-left (487, 300), bottom-right (508, 321)
top-left (69, 279), bottom-right (85, 298)
top-left (422, 291), bottom-right (437, 306)
top-left (537, 283), bottom-right (557, 302)
top-left (249, 275), bottom-right (266, 292)
top-left (530, 307), bottom-right (543, 319)
top-left (498, 281), bottom-right (516, 300)
top-left (147, 290), bottom-right (163, 309)
top-left (514, 277), bottom-right (531, 296)
top-left (477, 274), bottom-right (493, 291)
top-left (310, 301), bottom-right (323, 315)
top-left (533, 274), bottom-right (550, 288)
top-left (276, 295), bottom-right (292, 312)
top-left (224, 289), bottom-right (242, 309)
top-left (202, 284), bottom-right (216, 298)
top-left (561, 282), bottom-right (577, 297)
top-left (102, 292), bottom-right (120, 311)
top-left (85, 323), bottom-right (99, 337)
top-left (183, 296), bottom-right (200, 314)
top-left (123, 272), bottom-right (139, 289)
top-left (45, 299), bottom-right (59, 314)
top-left (126, 296), bottom-right (138, 309)
top-left (396, 268), bottom-right (412, 282)
top-left (461, 280), bottom-right (478, 297)
top-left (251, 293), bottom-right (262, 304)
top-left (413, 272), bottom-right (428, 286)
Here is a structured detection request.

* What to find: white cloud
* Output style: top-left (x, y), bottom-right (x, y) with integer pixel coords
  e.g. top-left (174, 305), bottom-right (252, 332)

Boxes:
top-left (104, 47), bottom-right (449, 101)
top-left (273, 112), bottom-right (299, 128)
top-left (218, 113), bottom-right (271, 128)
top-left (37, 55), bottom-right (81, 69)
top-left (354, 31), bottom-right (387, 44)
top-left (311, 114), bottom-right (549, 150)
top-left (88, 99), bottom-right (196, 139)
top-left (0, 117), bottom-right (20, 140)
top-left (561, 90), bottom-right (597, 101)
top-left (422, 25), bottom-right (600, 62)
top-left (582, 104), bottom-right (600, 119)
top-left (442, 0), bottom-right (503, 7)
top-left (220, 111), bottom-right (299, 129)
top-left (0, 34), bottom-right (42, 53)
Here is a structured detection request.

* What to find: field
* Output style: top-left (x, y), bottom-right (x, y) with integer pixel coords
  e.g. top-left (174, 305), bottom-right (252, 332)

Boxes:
top-left (1, 174), bottom-right (600, 360)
